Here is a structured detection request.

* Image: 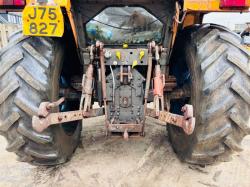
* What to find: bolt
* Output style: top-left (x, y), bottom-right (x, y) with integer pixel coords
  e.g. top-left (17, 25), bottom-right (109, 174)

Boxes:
top-left (171, 117), bottom-right (177, 123)
top-left (123, 99), bottom-right (128, 105)
top-left (58, 116), bottom-right (63, 121)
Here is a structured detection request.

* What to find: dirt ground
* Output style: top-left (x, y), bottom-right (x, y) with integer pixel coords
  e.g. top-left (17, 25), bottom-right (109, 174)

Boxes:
top-left (0, 116), bottom-right (250, 187)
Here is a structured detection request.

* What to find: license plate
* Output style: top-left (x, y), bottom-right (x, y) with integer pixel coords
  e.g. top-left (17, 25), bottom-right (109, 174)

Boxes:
top-left (22, 5), bottom-right (64, 37)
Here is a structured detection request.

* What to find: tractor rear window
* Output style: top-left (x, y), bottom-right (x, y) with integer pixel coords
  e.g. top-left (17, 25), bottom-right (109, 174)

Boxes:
top-left (85, 7), bottom-right (163, 45)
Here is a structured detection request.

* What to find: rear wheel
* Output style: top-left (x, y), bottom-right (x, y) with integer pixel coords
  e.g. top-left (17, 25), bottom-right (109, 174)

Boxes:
top-left (169, 24), bottom-right (250, 165)
top-left (0, 32), bottom-right (81, 165)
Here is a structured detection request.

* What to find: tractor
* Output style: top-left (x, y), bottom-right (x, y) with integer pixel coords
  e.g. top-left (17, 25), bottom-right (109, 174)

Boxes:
top-left (0, 0), bottom-right (249, 166)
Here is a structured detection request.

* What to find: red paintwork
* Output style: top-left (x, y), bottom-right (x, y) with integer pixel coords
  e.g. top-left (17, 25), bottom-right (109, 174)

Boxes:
top-left (0, 0), bottom-right (24, 5)
top-left (221, 0), bottom-right (247, 7)
top-left (14, 0), bottom-right (24, 5)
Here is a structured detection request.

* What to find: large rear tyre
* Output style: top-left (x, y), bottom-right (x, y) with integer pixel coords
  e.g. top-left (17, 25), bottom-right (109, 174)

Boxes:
top-left (169, 24), bottom-right (250, 165)
top-left (0, 32), bottom-right (81, 165)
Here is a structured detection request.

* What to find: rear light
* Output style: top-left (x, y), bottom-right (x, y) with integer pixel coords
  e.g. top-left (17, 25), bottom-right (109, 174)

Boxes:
top-left (0, 0), bottom-right (25, 6)
top-left (220, 0), bottom-right (250, 8)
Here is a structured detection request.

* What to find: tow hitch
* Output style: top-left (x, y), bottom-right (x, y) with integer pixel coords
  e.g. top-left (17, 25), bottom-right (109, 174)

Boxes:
top-left (32, 41), bottom-right (195, 137)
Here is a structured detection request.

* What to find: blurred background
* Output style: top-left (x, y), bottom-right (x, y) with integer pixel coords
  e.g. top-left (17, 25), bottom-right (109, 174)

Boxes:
top-left (204, 12), bottom-right (250, 33)
top-left (0, 12), bottom-right (249, 48)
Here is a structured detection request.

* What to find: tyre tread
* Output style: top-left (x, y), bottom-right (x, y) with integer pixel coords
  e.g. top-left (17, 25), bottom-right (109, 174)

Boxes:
top-left (0, 33), bottom-right (80, 165)
top-left (169, 25), bottom-right (250, 165)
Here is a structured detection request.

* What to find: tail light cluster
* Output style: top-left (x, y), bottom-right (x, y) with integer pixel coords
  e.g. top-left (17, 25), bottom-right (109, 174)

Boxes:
top-left (220, 0), bottom-right (250, 8)
top-left (0, 0), bottom-right (25, 6)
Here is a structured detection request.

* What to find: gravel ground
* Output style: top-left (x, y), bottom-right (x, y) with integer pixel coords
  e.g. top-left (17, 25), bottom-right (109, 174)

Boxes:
top-left (0, 116), bottom-right (249, 187)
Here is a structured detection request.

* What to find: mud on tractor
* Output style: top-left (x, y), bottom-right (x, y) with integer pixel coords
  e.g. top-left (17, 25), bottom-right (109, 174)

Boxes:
top-left (0, 0), bottom-right (250, 166)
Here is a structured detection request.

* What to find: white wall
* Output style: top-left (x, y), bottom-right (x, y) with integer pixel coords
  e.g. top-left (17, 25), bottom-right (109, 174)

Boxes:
top-left (203, 13), bottom-right (250, 30)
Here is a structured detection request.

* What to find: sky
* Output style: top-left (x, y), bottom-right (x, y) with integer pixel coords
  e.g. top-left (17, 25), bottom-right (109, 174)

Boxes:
top-left (203, 13), bottom-right (250, 30)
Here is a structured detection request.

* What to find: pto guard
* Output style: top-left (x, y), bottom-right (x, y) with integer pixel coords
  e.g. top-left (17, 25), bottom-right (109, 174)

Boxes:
top-left (22, 4), bottom-right (64, 37)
